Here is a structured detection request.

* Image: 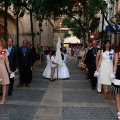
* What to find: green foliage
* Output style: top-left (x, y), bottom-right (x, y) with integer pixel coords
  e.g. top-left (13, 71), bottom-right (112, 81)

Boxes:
top-left (53, 26), bottom-right (60, 32)
top-left (62, 18), bottom-right (83, 39)
top-left (4, 0), bottom-right (110, 40)
top-left (64, 33), bottom-right (71, 38)
top-left (88, 0), bottom-right (108, 18)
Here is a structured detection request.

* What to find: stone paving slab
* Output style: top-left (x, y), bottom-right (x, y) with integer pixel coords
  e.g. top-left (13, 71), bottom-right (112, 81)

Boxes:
top-left (63, 80), bottom-right (88, 83)
top-left (33, 116), bottom-right (61, 120)
top-left (63, 91), bottom-right (104, 103)
top-left (30, 81), bottom-right (49, 88)
top-left (7, 89), bottom-right (45, 102)
top-left (69, 76), bottom-right (86, 80)
top-left (63, 88), bottom-right (95, 91)
top-left (68, 73), bottom-right (86, 76)
top-left (63, 82), bottom-right (91, 89)
top-left (43, 93), bottom-right (62, 99)
top-left (62, 102), bottom-right (109, 107)
top-left (0, 104), bottom-right (37, 120)
top-left (62, 107), bottom-right (116, 120)
top-left (35, 106), bottom-right (61, 116)
top-left (33, 75), bottom-right (45, 79)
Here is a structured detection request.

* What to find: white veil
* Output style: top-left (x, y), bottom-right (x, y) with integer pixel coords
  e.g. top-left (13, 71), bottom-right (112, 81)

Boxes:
top-left (54, 34), bottom-right (63, 66)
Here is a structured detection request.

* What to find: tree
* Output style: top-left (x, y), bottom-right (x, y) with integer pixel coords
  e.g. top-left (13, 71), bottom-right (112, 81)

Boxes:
top-left (34, 0), bottom-right (108, 44)
top-left (62, 18), bottom-right (84, 40)
top-left (9, 0), bottom-right (25, 46)
top-left (20, 0), bottom-right (35, 44)
top-left (11, 0), bottom-right (39, 45)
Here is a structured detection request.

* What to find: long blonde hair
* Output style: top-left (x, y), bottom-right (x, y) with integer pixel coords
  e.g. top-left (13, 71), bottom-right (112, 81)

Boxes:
top-left (0, 37), bottom-right (7, 49)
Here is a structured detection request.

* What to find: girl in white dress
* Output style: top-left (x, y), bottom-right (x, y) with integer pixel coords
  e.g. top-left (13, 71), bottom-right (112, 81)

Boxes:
top-left (63, 49), bottom-right (69, 64)
top-left (42, 52), bottom-right (51, 78)
top-left (56, 49), bottom-right (70, 79)
top-left (96, 40), bottom-right (114, 99)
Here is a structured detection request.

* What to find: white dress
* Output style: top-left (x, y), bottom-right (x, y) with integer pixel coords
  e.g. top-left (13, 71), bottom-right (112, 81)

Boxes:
top-left (98, 50), bottom-right (114, 85)
top-left (54, 35), bottom-right (63, 66)
top-left (42, 55), bottom-right (51, 78)
top-left (63, 53), bottom-right (68, 64)
top-left (55, 55), bottom-right (70, 79)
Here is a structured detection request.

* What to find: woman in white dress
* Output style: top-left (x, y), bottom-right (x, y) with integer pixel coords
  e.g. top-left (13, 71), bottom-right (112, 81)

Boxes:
top-left (42, 52), bottom-right (51, 78)
top-left (96, 40), bottom-right (114, 99)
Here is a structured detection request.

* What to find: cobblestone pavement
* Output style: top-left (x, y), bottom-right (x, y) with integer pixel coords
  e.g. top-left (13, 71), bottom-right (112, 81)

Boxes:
top-left (0, 56), bottom-right (117, 120)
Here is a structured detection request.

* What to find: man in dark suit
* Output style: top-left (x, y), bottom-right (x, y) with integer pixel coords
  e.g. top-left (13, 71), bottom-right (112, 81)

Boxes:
top-left (85, 40), bottom-right (100, 90)
top-left (18, 40), bottom-right (32, 87)
top-left (7, 38), bottom-right (18, 96)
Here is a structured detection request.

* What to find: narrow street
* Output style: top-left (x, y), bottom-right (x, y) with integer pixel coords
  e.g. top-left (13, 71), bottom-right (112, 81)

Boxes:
top-left (0, 56), bottom-right (117, 120)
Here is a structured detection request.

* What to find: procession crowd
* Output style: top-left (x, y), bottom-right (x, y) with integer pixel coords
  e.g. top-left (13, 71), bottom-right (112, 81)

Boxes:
top-left (0, 36), bottom-right (120, 119)
top-left (0, 37), bottom-right (54, 105)
top-left (68, 40), bottom-right (120, 120)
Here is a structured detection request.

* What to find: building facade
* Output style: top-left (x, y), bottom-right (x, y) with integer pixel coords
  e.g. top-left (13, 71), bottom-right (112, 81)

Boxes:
top-left (0, 7), bottom-right (54, 47)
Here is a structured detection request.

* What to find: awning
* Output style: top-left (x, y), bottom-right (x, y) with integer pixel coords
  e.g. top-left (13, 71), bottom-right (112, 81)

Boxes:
top-left (64, 36), bottom-right (80, 44)
top-left (105, 25), bottom-right (120, 32)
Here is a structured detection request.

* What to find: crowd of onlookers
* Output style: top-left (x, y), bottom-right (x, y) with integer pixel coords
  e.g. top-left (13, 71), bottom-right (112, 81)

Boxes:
top-left (1, 36), bottom-right (120, 119)
top-left (66, 40), bottom-right (120, 119)
top-left (0, 37), bottom-right (54, 104)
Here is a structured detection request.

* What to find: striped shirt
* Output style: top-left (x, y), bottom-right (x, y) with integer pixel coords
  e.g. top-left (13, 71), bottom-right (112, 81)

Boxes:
top-left (118, 53), bottom-right (120, 65)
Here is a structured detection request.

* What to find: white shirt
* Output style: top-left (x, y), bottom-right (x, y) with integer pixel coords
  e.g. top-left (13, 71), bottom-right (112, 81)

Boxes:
top-left (51, 56), bottom-right (57, 67)
top-left (8, 46), bottom-right (12, 55)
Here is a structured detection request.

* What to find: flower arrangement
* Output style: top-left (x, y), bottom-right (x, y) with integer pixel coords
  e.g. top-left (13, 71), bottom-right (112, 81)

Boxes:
top-left (0, 50), bottom-right (6, 55)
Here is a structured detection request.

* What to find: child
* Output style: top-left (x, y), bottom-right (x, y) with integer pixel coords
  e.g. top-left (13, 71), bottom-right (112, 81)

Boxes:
top-left (50, 50), bottom-right (57, 81)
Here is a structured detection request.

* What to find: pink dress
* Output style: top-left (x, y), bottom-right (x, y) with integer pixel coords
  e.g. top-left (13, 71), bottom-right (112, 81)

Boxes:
top-left (0, 50), bottom-right (9, 85)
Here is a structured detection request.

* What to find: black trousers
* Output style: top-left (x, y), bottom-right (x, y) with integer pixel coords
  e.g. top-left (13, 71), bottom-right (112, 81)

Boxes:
top-left (29, 69), bottom-right (32, 83)
top-left (8, 78), bottom-right (14, 94)
top-left (19, 66), bottom-right (31, 85)
top-left (89, 64), bottom-right (97, 88)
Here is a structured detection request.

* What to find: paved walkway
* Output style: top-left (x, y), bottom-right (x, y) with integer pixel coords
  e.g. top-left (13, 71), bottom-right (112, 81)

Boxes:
top-left (0, 56), bottom-right (117, 120)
